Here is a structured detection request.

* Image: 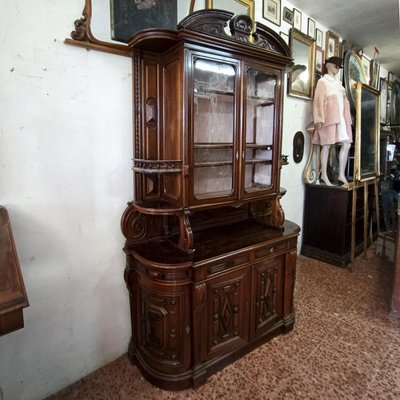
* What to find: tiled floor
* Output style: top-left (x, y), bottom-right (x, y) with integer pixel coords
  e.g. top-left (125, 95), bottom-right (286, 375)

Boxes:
top-left (45, 247), bottom-right (400, 400)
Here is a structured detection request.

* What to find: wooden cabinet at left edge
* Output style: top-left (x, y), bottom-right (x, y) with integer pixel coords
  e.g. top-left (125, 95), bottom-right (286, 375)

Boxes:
top-left (121, 10), bottom-right (299, 390)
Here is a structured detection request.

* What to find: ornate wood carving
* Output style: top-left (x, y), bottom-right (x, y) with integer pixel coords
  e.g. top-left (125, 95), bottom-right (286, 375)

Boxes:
top-left (178, 209), bottom-right (194, 254)
top-left (209, 281), bottom-right (242, 349)
top-left (270, 194), bottom-right (285, 228)
top-left (70, 6), bottom-right (89, 42)
top-left (133, 159), bottom-right (182, 173)
top-left (229, 14), bottom-right (253, 42)
top-left (140, 289), bottom-right (183, 364)
top-left (254, 263), bottom-right (279, 329)
top-left (179, 9), bottom-right (291, 57)
top-left (121, 203), bottom-right (164, 241)
top-left (65, 0), bottom-right (131, 57)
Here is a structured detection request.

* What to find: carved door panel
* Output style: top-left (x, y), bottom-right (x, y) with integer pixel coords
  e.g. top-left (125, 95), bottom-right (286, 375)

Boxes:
top-left (250, 256), bottom-right (284, 339)
top-left (136, 280), bottom-right (191, 374)
top-left (201, 267), bottom-right (250, 361)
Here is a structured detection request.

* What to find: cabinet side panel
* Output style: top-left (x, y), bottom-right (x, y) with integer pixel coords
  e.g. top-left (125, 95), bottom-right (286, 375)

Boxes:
top-left (163, 57), bottom-right (183, 203)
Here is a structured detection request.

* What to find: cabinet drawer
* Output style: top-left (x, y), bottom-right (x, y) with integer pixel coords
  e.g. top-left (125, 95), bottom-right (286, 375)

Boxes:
top-left (255, 241), bottom-right (288, 259)
top-left (194, 253), bottom-right (249, 281)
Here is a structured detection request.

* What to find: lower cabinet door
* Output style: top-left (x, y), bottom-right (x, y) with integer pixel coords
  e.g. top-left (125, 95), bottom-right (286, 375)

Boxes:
top-left (250, 255), bottom-right (284, 339)
top-left (201, 266), bottom-right (250, 361)
top-left (135, 277), bottom-right (192, 374)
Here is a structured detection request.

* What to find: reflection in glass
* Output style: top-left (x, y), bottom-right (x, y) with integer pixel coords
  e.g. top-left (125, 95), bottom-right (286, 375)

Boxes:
top-left (244, 68), bottom-right (276, 191)
top-left (193, 59), bottom-right (236, 198)
top-left (355, 83), bottom-right (379, 181)
top-left (360, 90), bottom-right (377, 177)
top-left (288, 29), bottom-right (315, 99)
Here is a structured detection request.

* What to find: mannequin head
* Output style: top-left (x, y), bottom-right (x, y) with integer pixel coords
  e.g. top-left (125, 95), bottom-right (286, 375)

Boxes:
top-left (325, 56), bottom-right (343, 76)
top-left (326, 62), bottom-right (340, 76)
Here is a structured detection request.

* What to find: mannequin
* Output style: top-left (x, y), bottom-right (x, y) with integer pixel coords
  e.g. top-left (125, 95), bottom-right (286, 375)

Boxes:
top-left (312, 56), bottom-right (352, 186)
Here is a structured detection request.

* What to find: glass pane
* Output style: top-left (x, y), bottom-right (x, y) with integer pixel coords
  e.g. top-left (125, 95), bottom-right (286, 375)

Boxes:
top-left (245, 68), bottom-right (276, 192)
top-left (193, 58), bottom-right (235, 198)
top-left (360, 88), bottom-right (378, 179)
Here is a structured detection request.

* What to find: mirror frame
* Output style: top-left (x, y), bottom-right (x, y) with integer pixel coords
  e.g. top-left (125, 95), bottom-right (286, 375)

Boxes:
top-left (65, 1), bottom-right (255, 57)
top-left (343, 50), bottom-right (367, 112)
top-left (206, 0), bottom-right (254, 20)
top-left (354, 82), bottom-right (380, 182)
top-left (288, 28), bottom-right (315, 100)
top-left (65, 0), bottom-right (131, 57)
top-left (390, 79), bottom-right (400, 127)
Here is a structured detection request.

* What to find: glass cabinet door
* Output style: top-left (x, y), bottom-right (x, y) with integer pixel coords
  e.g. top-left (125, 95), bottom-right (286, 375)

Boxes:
top-left (192, 58), bottom-right (237, 200)
top-left (244, 68), bottom-right (277, 194)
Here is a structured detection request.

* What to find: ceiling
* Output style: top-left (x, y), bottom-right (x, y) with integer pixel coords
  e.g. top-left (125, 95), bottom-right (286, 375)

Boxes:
top-left (288, 0), bottom-right (400, 77)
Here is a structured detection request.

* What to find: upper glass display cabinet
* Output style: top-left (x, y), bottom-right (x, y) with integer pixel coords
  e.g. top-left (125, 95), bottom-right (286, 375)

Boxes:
top-left (119, 10), bottom-right (291, 253)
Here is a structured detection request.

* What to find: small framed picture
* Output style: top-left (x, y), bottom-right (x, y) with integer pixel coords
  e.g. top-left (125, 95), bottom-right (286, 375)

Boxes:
top-left (293, 8), bottom-right (302, 30)
top-left (279, 31), bottom-right (289, 45)
top-left (315, 46), bottom-right (324, 74)
top-left (282, 7), bottom-right (293, 25)
top-left (325, 30), bottom-right (339, 59)
top-left (263, 0), bottom-right (281, 26)
top-left (307, 18), bottom-right (316, 39)
top-left (316, 29), bottom-right (323, 47)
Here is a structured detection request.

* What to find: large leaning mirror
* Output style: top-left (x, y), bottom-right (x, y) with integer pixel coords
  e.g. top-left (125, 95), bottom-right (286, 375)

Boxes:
top-left (354, 82), bottom-right (380, 182)
top-left (66, 0), bottom-right (254, 55)
top-left (288, 28), bottom-right (315, 100)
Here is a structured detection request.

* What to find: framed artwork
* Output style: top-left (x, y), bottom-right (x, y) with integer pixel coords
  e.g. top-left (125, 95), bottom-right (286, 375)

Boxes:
top-left (325, 30), bottom-right (339, 59)
top-left (390, 79), bottom-right (400, 126)
top-left (380, 77), bottom-right (388, 125)
top-left (282, 7), bottom-right (294, 25)
top-left (307, 18), bottom-right (316, 38)
top-left (263, 0), bottom-right (281, 26)
top-left (288, 28), bottom-right (316, 100)
top-left (388, 71), bottom-right (395, 83)
top-left (279, 31), bottom-right (289, 45)
top-left (206, 0), bottom-right (255, 21)
top-left (315, 46), bottom-right (324, 74)
top-left (354, 82), bottom-right (380, 181)
top-left (344, 50), bottom-right (368, 112)
top-left (293, 8), bottom-right (302, 30)
top-left (110, 0), bottom-right (178, 43)
top-left (316, 29), bottom-right (323, 48)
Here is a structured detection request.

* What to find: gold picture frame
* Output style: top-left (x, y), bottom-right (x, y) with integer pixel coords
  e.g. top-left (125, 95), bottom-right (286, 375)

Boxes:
top-left (206, 0), bottom-right (255, 21)
top-left (288, 28), bottom-right (316, 100)
top-left (325, 30), bottom-right (339, 59)
top-left (354, 82), bottom-right (380, 182)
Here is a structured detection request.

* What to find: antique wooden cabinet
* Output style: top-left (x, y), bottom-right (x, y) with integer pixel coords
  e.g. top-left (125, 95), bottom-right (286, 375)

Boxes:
top-left (0, 206), bottom-right (29, 335)
top-left (121, 10), bottom-right (299, 390)
top-left (301, 183), bottom-right (377, 267)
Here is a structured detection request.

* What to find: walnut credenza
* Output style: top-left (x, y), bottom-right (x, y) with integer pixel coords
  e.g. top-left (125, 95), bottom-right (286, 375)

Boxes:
top-left (123, 219), bottom-right (299, 390)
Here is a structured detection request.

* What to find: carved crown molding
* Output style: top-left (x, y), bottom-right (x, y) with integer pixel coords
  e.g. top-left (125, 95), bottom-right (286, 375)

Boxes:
top-left (178, 9), bottom-right (291, 58)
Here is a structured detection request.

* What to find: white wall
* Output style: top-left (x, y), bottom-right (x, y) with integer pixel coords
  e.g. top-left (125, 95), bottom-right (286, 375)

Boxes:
top-left (0, 1), bottom-right (383, 399)
top-left (0, 1), bottom-right (132, 399)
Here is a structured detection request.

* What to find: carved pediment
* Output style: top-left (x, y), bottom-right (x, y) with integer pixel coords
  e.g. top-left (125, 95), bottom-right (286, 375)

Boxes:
top-left (178, 9), bottom-right (291, 58)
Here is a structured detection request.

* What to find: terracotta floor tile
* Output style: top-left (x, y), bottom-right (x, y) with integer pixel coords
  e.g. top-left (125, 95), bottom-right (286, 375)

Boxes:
top-left (44, 247), bottom-right (400, 400)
